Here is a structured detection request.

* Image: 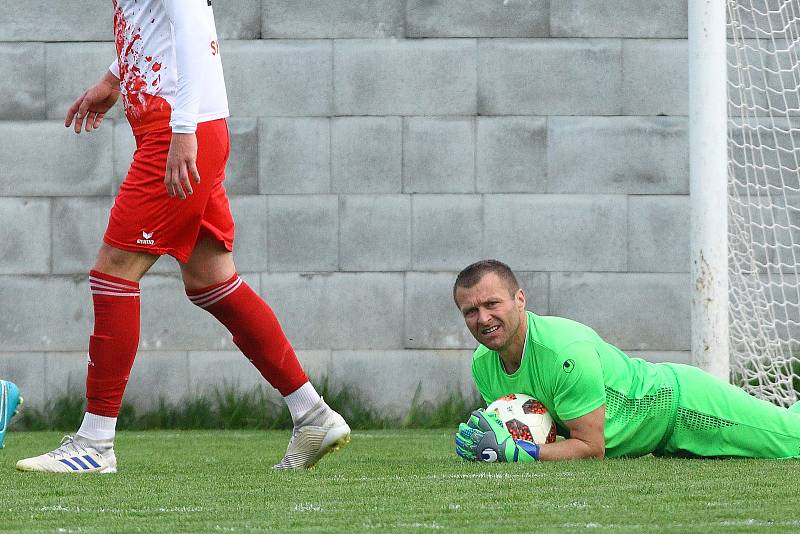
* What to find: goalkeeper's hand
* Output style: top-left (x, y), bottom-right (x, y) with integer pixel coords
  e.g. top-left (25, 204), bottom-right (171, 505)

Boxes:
top-left (454, 409), bottom-right (540, 462)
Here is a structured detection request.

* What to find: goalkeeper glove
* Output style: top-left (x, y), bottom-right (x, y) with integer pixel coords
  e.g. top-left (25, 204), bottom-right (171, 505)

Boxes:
top-left (454, 409), bottom-right (540, 462)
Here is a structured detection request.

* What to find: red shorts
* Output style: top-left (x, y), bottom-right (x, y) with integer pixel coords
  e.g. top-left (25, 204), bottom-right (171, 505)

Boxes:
top-left (104, 118), bottom-right (235, 263)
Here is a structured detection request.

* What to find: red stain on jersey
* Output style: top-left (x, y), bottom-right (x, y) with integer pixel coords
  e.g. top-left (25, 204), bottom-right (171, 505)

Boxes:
top-left (124, 33), bottom-right (141, 58)
top-left (113, 2), bottom-right (171, 135)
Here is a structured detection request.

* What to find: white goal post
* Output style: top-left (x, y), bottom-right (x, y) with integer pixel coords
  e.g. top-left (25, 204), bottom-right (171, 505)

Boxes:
top-left (691, 0), bottom-right (800, 406)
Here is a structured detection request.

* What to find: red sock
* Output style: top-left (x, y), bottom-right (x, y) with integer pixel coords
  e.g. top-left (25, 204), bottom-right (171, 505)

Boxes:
top-left (85, 270), bottom-right (141, 417)
top-left (187, 274), bottom-right (308, 395)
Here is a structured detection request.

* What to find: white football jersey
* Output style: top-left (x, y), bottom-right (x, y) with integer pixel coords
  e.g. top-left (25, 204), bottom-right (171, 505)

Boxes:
top-left (110, 0), bottom-right (229, 134)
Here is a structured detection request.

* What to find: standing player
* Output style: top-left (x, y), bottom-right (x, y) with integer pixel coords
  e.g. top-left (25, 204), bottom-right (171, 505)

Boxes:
top-left (16, 0), bottom-right (350, 473)
top-left (452, 259), bottom-right (800, 462)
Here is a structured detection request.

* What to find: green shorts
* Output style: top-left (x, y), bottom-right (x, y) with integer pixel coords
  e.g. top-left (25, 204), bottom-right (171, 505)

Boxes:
top-left (656, 363), bottom-right (800, 459)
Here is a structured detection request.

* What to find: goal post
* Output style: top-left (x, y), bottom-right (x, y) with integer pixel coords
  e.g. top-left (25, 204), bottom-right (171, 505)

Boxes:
top-left (691, 0), bottom-right (800, 406)
top-left (690, 0), bottom-right (730, 382)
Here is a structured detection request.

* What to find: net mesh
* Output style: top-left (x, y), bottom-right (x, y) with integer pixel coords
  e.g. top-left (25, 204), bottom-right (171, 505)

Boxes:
top-left (728, 0), bottom-right (800, 406)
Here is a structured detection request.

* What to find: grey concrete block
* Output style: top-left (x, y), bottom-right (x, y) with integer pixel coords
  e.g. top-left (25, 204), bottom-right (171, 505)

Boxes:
top-left (267, 196), bottom-right (338, 271)
top-left (125, 351), bottom-right (190, 410)
top-left (334, 39), bottom-right (477, 115)
top-left (403, 117), bottom-right (475, 193)
top-left (332, 117), bottom-right (402, 193)
top-left (138, 274), bottom-right (237, 351)
top-left (548, 117), bottom-right (689, 194)
top-left (0, 199), bottom-right (50, 274)
top-left (260, 118), bottom-right (330, 194)
top-left (405, 272), bottom-right (480, 349)
top-left (483, 195), bottom-right (628, 271)
top-left (627, 351), bottom-right (691, 364)
top-left (230, 196), bottom-right (268, 272)
top-left (0, 352), bottom-right (47, 409)
top-left (411, 195), bottom-right (483, 270)
top-left (628, 195), bottom-right (690, 273)
top-left (148, 255), bottom-right (182, 275)
top-left (0, 276), bottom-right (92, 351)
top-left (51, 197), bottom-right (112, 275)
top-left (296, 350), bottom-right (334, 385)
top-left (477, 117), bottom-right (547, 193)
top-left (407, 0), bottom-right (549, 37)
top-left (264, 1), bottom-right (404, 38)
top-left (224, 40), bottom-right (332, 116)
top-left (0, 1), bottom-right (112, 41)
top-left (188, 350), bottom-right (331, 397)
top-left (0, 43), bottom-right (45, 119)
top-left (44, 352), bottom-right (89, 401)
top-left (0, 121), bottom-right (112, 196)
top-left (46, 43), bottom-right (123, 121)
top-left (113, 120), bottom-right (136, 193)
top-left (516, 272), bottom-right (550, 316)
top-left (478, 39), bottom-right (622, 115)
top-left (328, 350), bottom-right (474, 416)
top-left (226, 118), bottom-right (259, 195)
top-left (260, 272), bottom-right (404, 349)
top-left (189, 350), bottom-right (271, 396)
top-left (622, 40), bottom-right (688, 116)
top-left (549, 272), bottom-right (691, 351)
top-left (213, 0), bottom-right (262, 39)
top-left (551, 0), bottom-right (687, 38)
top-left (340, 195), bottom-right (410, 271)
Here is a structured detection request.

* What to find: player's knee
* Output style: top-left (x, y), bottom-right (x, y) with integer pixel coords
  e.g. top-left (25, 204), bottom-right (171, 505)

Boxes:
top-left (93, 244), bottom-right (155, 281)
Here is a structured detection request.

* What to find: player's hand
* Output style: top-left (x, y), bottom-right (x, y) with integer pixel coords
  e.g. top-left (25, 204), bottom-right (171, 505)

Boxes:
top-left (164, 132), bottom-right (201, 200)
top-left (454, 409), bottom-right (540, 463)
top-left (65, 78), bottom-right (120, 134)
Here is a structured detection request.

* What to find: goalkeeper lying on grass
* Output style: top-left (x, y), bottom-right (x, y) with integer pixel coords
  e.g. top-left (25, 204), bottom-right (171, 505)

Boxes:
top-left (452, 259), bottom-right (800, 463)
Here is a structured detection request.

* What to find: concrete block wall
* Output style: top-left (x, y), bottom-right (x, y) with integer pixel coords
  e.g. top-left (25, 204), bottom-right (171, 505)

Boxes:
top-left (0, 0), bottom-right (691, 416)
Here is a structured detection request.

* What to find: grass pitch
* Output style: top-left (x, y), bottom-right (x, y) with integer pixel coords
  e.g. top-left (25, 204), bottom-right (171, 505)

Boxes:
top-left (2, 430), bottom-right (799, 533)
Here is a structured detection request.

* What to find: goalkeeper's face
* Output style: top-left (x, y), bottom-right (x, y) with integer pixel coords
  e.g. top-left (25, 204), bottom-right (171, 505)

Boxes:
top-left (455, 272), bottom-right (526, 353)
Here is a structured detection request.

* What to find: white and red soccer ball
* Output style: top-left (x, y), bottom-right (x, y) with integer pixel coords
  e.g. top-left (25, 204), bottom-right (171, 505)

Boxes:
top-left (486, 393), bottom-right (558, 444)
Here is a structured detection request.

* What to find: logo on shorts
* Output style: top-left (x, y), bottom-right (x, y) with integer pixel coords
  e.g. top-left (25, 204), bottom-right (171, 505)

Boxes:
top-left (137, 231), bottom-right (155, 245)
top-left (563, 359), bottom-right (575, 373)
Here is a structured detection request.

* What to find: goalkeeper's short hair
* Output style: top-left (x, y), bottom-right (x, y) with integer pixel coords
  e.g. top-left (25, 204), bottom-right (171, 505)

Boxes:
top-left (453, 259), bottom-right (520, 302)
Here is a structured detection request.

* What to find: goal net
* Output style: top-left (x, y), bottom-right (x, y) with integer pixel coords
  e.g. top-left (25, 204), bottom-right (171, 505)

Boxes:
top-left (727, 0), bottom-right (800, 406)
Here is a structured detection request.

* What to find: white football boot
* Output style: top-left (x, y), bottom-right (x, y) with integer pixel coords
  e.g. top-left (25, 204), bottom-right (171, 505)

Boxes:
top-left (273, 399), bottom-right (351, 470)
top-left (16, 435), bottom-right (117, 473)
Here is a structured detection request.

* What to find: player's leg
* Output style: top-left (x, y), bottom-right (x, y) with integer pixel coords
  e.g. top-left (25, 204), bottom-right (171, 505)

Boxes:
top-left (16, 245), bottom-right (158, 473)
top-left (0, 380), bottom-right (23, 449)
top-left (182, 233), bottom-right (350, 469)
top-left (661, 364), bottom-right (800, 459)
top-left (17, 125), bottom-right (184, 473)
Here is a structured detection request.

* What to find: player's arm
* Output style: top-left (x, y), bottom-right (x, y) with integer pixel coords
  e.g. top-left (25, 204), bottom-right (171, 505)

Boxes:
top-left (162, 0), bottom-right (213, 198)
top-left (537, 404), bottom-right (605, 460)
top-left (64, 67), bottom-right (120, 134)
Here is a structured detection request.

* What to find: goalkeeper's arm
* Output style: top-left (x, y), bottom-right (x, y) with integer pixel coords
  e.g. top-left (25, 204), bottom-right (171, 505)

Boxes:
top-left (538, 405), bottom-right (605, 460)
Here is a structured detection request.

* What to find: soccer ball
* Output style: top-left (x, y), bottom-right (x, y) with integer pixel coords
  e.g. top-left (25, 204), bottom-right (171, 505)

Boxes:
top-left (486, 393), bottom-right (557, 444)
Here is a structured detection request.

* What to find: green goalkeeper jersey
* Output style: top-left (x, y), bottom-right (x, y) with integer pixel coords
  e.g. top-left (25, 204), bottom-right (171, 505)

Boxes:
top-left (472, 311), bottom-right (678, 458)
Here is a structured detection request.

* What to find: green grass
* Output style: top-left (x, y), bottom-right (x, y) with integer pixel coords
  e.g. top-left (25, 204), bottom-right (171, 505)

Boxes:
top-left (14, 382), bottom-right (482, 432)
top-left (2, 430), bottom-right (800, 533)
